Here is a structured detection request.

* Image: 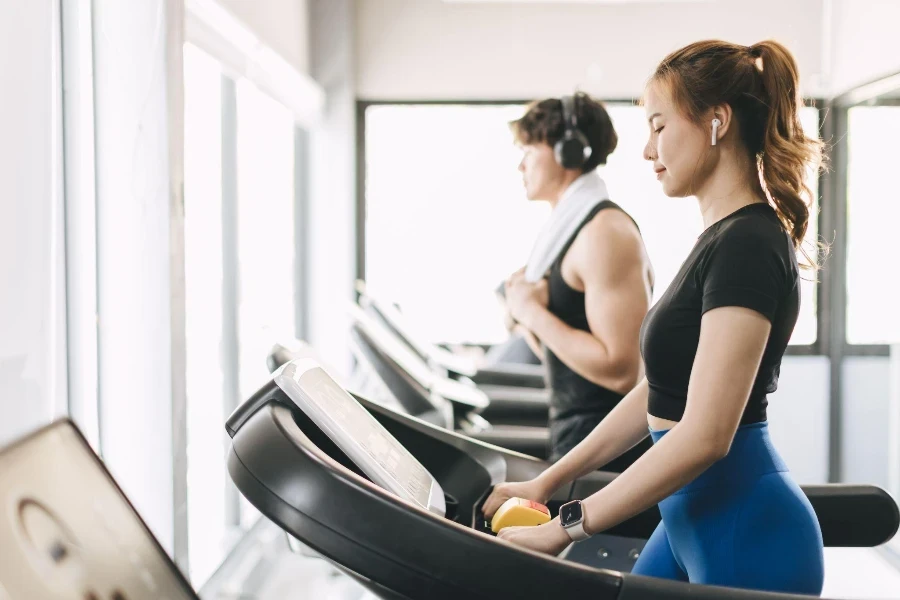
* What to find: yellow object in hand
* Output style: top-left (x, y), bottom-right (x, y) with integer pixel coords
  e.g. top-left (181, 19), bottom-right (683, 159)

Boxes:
top-left (491, 497), bottom-right (551, 533)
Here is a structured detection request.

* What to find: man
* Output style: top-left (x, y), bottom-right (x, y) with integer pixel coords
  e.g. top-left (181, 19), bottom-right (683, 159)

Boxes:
top-left (503, 93), bottom-right (654, 465)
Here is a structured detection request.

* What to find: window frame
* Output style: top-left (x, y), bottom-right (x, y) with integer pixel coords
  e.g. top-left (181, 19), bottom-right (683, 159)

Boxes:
top-left (820, 81), bottom-right (900, 484)
top-left (832, 96), bottom-right (900, 357)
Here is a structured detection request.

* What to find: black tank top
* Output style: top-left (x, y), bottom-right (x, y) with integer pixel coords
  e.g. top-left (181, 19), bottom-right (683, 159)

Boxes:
top-left (544, 200), bottom-right (638, 422)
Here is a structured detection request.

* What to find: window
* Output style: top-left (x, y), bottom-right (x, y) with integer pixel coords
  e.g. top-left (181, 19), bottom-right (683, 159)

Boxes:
top-left (795, 105), bottom-right (822, 346)
top-left (845, 105), bottom-right (900, 345)
top-left (183, 44), bottom-right (299, 583)
top-left (235, 80), bottom-right (296, 403)
top-left (365, 104), bottom-right (545, 345)
top-left (184, 43), bottom-right (231, 585)
top-left (234, 79), bottom-right (297, 527)
top-left (363, 103), bottom-right (820, 346)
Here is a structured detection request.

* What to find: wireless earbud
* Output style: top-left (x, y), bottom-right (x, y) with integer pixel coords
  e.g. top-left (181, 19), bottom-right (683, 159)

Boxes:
top-left (711, 118), bottom-right (721, 146)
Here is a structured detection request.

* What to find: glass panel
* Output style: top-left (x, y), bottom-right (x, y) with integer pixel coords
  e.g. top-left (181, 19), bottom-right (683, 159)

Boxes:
top-left (793, 105), bottom-right (821, 346)
top-left (846, 105), bottom-right (900, 344)
top-left (235, 79), bottom-right (296, 526)
top-left (183, 43), bottom-right (229, 584)
top-left (365, 104), bottom-right (544, 345)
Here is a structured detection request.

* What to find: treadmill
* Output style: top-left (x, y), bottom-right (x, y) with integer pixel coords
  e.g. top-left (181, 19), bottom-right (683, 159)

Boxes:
top-left (226, 358), bottom-right (900, 600)
top-left (355, 282), bottom-right (550, 427)
top-left (267, 337), bottom-right (406, 415)
top-left (266, 311), bottom-right (549, 456)
top-left (348, 302), bottom-right (552, 459)
top-left (0, 420), bottom-right (199, 600)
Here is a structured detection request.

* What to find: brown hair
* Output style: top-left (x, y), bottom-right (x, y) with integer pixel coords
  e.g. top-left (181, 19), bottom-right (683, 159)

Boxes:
top-left (510, 92), bottom-right (618, 173)
top-left (650, 40), bottom-right (826, 268)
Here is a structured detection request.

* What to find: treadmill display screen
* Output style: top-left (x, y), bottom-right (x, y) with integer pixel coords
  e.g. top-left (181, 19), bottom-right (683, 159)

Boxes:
top-left (276, 361), bottom-right (443, 514)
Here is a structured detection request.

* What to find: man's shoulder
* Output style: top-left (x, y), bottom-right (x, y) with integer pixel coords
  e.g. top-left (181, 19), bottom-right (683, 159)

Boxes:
top-left (576, 206), bottom-right (642, 254)
top-left (567, 206), bottom-right (645, 284)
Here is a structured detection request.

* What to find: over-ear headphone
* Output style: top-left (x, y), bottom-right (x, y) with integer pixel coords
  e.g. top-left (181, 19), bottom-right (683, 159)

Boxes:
top-left (554, 95), bottom-right (593, 169)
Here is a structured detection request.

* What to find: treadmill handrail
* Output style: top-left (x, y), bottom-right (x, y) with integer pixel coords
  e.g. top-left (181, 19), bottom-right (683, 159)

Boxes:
top-left (349, 302), bottom-right (439, 388)
top-left (470, 363), bottom-right (547, 388)
top-left (802, 484), bottom-right (900, 547)
top-left (479, 385), bottom-right (550, 408)
top-left (431, 376), bottom-right (491, 410)
top-left (359, 288), bottom-right (480, 378)
top-left (349, 302), bottom-right (490, 410)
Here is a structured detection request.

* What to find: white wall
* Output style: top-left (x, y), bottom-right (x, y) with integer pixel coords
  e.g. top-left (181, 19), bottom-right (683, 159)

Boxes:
top-left (219, 0), bottom-right (309, 73)
top-left (890, 347), bottom-right (900, 502)
top-left (829, 0), bottom-right (900, 94)
top-left (307, 0), bottom-right (358, 372)
top-left (356, 0), bottom-right (826, 100)
top-left (0, 0), bottom-right (68, 446)
top-left (768, 356), bottom-right (830, 484)
top-left (842, 356), bottom-right (891, 490)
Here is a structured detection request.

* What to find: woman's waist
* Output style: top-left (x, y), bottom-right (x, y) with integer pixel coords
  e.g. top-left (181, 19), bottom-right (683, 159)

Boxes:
top-left (649, 421), bottom-right (788, 493)
top-left (647, 413), bottom-right (678, 433)
top-left (647, 385), bottom-right (768, 426)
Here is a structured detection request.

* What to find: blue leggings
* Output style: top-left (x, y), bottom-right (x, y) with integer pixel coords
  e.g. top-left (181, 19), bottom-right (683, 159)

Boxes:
top-left (632, 422), bottom-right (824, 595)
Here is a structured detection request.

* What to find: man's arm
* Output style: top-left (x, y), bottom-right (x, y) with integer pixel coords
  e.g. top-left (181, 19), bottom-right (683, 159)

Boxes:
top-left (520, 210), bottom-right (651, 393)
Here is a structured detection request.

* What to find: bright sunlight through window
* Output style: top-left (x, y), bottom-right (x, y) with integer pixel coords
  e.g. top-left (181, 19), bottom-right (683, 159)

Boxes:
top-left (364, 103), bottom-right (821, 347)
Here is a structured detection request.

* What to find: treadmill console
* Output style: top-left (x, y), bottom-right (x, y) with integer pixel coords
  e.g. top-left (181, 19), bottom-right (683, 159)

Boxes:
top-left (0, 421), bottom-right (198, 600)
top-left (275, 358), bottom-right (447, 516)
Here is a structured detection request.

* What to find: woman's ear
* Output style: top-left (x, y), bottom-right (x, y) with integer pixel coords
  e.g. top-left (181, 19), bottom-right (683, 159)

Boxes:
top-left (708, 104), bottom-right (734, 146)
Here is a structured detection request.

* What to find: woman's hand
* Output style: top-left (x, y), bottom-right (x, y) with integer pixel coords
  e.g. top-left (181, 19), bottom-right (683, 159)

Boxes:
top-left (505, 271), bottom-right (549, 329)
top-left (496, 518), bottom-right (571, 556)
top-left (482, 479), bottom-right (550, 519)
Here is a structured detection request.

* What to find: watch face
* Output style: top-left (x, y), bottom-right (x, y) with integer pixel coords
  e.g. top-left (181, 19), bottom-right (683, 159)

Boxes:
top-left (559, 501), bottom-right (583, 527)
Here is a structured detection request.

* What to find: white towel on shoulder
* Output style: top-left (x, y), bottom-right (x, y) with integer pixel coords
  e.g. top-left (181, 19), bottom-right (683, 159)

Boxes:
top-left (524, 172), bottom-right (610, 282)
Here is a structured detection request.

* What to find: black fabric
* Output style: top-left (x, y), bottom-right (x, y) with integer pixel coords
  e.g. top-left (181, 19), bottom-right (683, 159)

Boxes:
top-left (640, 203), bottom-right (799, 425)
top-left (544, 200), bottom-right (645, 463)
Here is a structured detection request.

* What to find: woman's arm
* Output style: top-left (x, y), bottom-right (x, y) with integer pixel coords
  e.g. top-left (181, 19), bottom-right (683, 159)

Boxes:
top-left (576, 305), bottom-right (771, 535)
top-left (495, 305), bottom-right (772, 551)
top-left (538, 378), bottom-right (651, 492)
top-left (482, 379), bottom-right (651, 517)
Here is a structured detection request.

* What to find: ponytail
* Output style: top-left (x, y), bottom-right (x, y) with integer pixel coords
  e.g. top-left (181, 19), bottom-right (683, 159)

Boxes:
top-left (751, 41), bottom-right (826, 268)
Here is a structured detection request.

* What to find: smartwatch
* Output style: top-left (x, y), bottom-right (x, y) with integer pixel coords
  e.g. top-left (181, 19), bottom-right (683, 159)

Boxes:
top-left (559, 499), bottom-right (590, 542)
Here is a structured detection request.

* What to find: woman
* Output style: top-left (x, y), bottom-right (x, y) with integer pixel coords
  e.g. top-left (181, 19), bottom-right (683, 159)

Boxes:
top-left (482, 39), bottom-right (825, 595)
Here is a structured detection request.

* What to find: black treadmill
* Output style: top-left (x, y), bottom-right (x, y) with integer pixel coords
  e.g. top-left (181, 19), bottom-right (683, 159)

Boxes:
top-left (355, 282), bottom-right (550, 426)
top-left (0, 420), bottom-right (199, 600)
top-left (226, 358), bottom-right (900, 600)
top-left (348, 302), bottom-right (552, 459)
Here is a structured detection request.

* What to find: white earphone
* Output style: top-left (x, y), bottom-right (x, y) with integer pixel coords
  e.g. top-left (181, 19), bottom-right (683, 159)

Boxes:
top-left (711, 118), bottom-right (721, 146)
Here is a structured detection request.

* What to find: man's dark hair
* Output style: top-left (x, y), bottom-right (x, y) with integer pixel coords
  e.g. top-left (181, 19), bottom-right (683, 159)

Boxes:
top-left (510, 92), bottom-right (618, 172)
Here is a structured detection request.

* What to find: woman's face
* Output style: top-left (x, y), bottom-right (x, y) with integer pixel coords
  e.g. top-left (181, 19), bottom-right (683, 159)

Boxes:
top-left (642, 81), bottom-right (715, 198)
